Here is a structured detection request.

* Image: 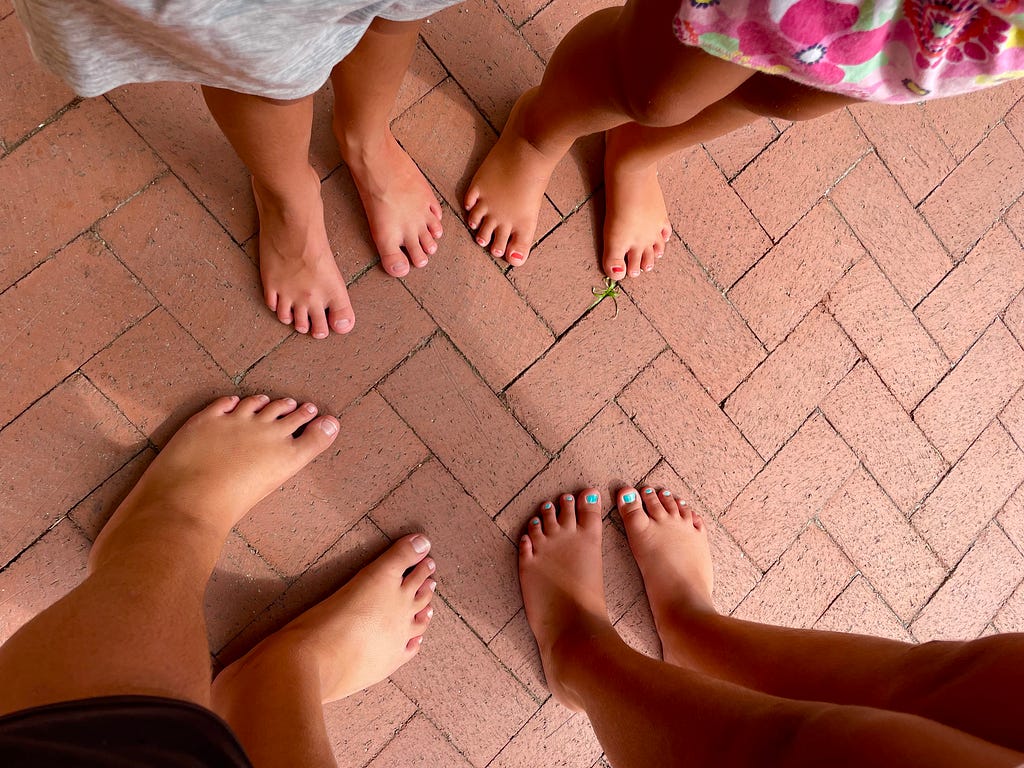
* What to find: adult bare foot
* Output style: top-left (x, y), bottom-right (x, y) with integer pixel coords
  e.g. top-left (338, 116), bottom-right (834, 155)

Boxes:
top-left (602, 129), bottom-right (672, 280)
top-left (215, 533), bottom-right (436, 703)
top-left (465, 88), bottom-right (564, 266)
top-left (91, 395), bottom-right (339, 568)
top-left (253, 168), bottom-right (355, 339)
top-left (617, 486), bottom-right (715, 667)
top-left (519, 491), bottom-right (610, 710)
top-left (340, 130), bottom-right (443, 278)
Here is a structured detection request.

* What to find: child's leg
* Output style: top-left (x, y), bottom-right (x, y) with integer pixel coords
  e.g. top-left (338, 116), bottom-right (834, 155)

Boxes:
top-left (465, 0), bottom-right (755, 266)
top-left (520, 491), bottom-right (1024, 768)
top-left (329, 18), bottom-right (444, 279)
top-left (211, 534), bottom-right (436, 768)
top-left (0, 395), bottom-right (338, 716)
top-left (619, 486), bottom-right (1024, 753)
top-left (602, 76), bottom-right (857, 278)
top-left (201, 88), bottom-right (354, 339)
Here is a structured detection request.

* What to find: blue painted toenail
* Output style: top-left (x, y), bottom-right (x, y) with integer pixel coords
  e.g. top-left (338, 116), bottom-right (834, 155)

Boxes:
top-left (531, 518), bottom-right (541, 525)
top-left (622, 492), bottom-right (637, 503)
top-left (663, 490), bottom-right (672, 496)
top-left (643, 488), bottom-right (654, 494)
top-left (543, 502), bottom-right (552, 509)
top-left (565, 494), bottom-right (573, 502)
top-left (585, 493), bottom-right (598, 504)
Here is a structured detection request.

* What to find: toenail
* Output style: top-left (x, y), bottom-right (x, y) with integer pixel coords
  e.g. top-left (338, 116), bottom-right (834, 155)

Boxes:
top-left (531, 517), bottom-right (541, 525)
top-left (305, 404), bottom-right (317, 413)
top-left (284, 398), bottom-right (296, 406)
top-left (564, 494), bottom-right (573, 502)
top-left (321, 419), bottom-right (338, 436)
top-left (585, 493), bottom-right (598, 504)
top-left (644, 488), bottom-right (654, 494)
top-left (477, 237), bottom-right (487, 246)
top-left (543, 502), bottom-right (552, 510)
top-left (336, 319), bottom-right (351, 330)
top-left (509, 252), bottom-right (524, 264)
top-left (493, 249), bottom-right (504, 258)
top-left (662, 490), bottom-right (672, 497)
top-left (679, 500), bottom-right (687, 506)
top-left (622, 492), bottom-right (637, 503)
top-left (411, 536), bottom-right (430, 553)
top-left (611, 266), bottom-right (624, 273)
top-left (257, 394), bottom-right (270, 402)
top-left (427, 560), bottom-right (436, 571)
top-left (427, 607), bottom-right (434, 618)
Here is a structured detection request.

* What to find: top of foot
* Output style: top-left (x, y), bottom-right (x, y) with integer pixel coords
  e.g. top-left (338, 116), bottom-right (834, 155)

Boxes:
top-left (519, 490), bottom-right (610, 710)
top-left (601, 144), bottom-right (672, 280)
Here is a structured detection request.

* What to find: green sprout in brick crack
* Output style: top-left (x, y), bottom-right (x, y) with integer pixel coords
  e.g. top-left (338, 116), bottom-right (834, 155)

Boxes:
top-left (588, 277), bottom-right (620, 317)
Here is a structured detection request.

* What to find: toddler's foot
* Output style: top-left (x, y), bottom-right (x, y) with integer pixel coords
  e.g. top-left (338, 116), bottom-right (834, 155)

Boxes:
top-left (519, 491), bottom-right (610, 710)
top-left (91, 395), bottom-right (339, 567)
top-left (215, 533), bottom-right (436, 703)
top-left (339, 129), bottom-right (443, 278)
top-left (254, 169), bottom-right (355, 339)
top-left (618, 486), bottom-right (715, 667)
top-left (464, 88), bottom-right (563, 266)
top-left (602, 130), bottom-right (672, 280)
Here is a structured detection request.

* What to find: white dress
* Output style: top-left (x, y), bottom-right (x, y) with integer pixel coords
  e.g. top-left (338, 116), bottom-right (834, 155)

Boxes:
top-left (13, 0), bottom-right (460, 99)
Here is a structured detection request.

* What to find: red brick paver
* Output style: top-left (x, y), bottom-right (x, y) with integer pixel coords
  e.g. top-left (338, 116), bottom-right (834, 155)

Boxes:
top-left (4, 3), bottom-right (1024, 764)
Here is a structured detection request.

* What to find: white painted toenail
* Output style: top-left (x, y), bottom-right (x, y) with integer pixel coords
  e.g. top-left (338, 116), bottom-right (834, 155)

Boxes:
top-left (411, 536), bottom-right (430, 553)
top-left (427, 607), bottom-right (434, 618)
top-left (429, 581), bottom-right (437, 592)
top-left (428, 560), bottom-right (436, 571)
top-left (321, 419), bottom-right (338, 436)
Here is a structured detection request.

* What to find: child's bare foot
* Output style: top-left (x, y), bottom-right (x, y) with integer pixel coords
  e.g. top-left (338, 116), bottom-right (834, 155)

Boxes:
top-left (618, 486), bottom-right (715, 666)
top-left (519, 491), bottom-right (610, 710)
top-left (215, 533), bottom-right (436, 703)
top-left (253, 169), bottom-right (355, 339)
top-left (339, 130), bottom-right (443, 278)
top-left (91, 394), bottom-right (339, 567)
top-left (602, 130), bottom-right (672, 280)
top-left (465, 88), bottom-right (563, 266)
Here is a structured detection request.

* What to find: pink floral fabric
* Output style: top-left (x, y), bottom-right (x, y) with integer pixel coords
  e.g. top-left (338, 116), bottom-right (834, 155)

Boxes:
top-left (674, 0), bottom-right (1024, 102)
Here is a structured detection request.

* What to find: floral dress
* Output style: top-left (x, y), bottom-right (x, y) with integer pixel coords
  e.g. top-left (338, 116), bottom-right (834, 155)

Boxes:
top-left (674, 0), bottom-right (1024, 102)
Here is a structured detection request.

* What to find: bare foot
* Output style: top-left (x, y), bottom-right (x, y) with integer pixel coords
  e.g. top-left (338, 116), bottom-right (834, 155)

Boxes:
top-left (602, 130), bottom-right (672, 280)
top-left (519, 491), bottom-right (610, 710)
top-left (92, 395), bottom-right (339, 567)
top-left (340, 130), bottom-right (443, 278)
top-left (216, 533), bottom-right (436, 703)
top-left (465, 88), bottom-right (563, 266)
top-left (617, 486), bottom-right (715, 666)
top-left (253, 168), bottom-right (355, 339)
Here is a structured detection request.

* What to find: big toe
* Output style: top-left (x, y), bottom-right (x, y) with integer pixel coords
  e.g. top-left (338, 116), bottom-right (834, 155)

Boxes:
top-left (617, 487), bottom-right (649, 538)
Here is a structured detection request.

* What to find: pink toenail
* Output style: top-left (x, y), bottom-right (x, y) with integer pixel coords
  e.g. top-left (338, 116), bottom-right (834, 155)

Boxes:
top-left (321, 419), bottom-right (338, 436)
top-left (411, 536), bottom-right (430, 553)
top-left (493, 249), bottom-right (504, 258)
top-left (477, 237), bottom-right (487, 246)
top-left (428, 560), bottom-right (436, 571)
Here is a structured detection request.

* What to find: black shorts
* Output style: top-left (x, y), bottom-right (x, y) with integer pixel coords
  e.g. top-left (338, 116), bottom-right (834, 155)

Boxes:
top-left (0, 695), bottom-right (254, 767)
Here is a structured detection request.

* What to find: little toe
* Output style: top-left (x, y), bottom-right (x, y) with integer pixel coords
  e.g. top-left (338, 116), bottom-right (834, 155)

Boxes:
top-left (464, 187), bottom-right (480, 213)
top-left (617, 487), bottom-right (648, 536)
top-left (259, 397), bottom-right (298, 420)
top-left (519, 533), bottom-right (535, 558)
top-left (265, 290), bottom-right (279, 313)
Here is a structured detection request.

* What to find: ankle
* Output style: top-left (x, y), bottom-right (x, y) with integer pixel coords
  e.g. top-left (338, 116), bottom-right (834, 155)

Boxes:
top-left (333, 121), bottom-right (390, 168)
top-left (251, 167), bottom-right (320, 211)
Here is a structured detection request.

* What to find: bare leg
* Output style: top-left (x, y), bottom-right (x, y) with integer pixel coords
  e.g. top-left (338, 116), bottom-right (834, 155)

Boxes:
top-left (464, 0), bottom-right (754, 265)
top-left (211, 534), bottom-right (436, 768)
top-left (601, 77), bottom-right (857, 278)
top-left (202, 87), bottom-right (355, 339)
top-left (0, 395), bottom-right (339, 716)
top-left (619, 485), bottom-right (1024, 753)
top-left (329, 18), bottom-right (443, 278)
top-left (519, 490), bottom-right (1024, 768)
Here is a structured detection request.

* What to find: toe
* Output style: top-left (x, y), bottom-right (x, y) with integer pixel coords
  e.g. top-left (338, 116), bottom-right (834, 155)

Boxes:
top-left (403, 556), bottom-right (436, 594)
top-left (578, 489), bottom-right (603, 529)
top-left (519, 533), bottom-right (534, 558)
top-left (295, 414), bottom-right (339, 453)
top-left (293, 307), bottom-right (311, 334)
top-left (476, 218), bottom-right (496, 249)
top-left (259, 397), bottom-right (298, 420)
top-left (383, 533), bottom-right (432, 576)
top-left (265, 289), bottom-right (279, 313)
top-left (490, 225), bottom-right (512, 259)
top-left (404, 238), bottom-right (429, 269)
top-left (381, 250), bottom-right (411, 278)
top-left (309, 309), bottom-right (330, 340)
top-left (413, 603), bottom-right (434, 626)
top-left (641, 486), bottom-right (670, 520)
top-left (277, 401), bottom-right (319, 433)
top-left (328, 305), bottom-right (354, 335)
top-left (276, 301), bottom-right (294, 325)
top-left (617, 487), bottom-right (649, 536)
top-left (414, 576), bottom-right (436, 608)
top-left (540, 499), bottom-right (558, 532)
top-left (558, 493), bottom-right (577, 530)
top-left (418, 230), bottom-right (437, 260)
top-left (236, 394), bottom-right (271, 416)
top-left (641, 247), bottom-right (656, 273)
top-left (604, 249), bottom-right (626, 280)
top-left (208, 395), bottom-right (241, 415)
top-left (526, 515), bottom-right (544, 547)
top-left (464, 186), bottom-right (480, 213)
top-left (506, 235), bottom-right (531, 267)
top-left (626, 248), bottom-right (642, 278)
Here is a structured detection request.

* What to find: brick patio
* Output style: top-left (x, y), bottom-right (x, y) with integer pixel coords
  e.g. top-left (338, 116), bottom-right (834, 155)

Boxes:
top-left (4, 0), bottom-right (1024, 764)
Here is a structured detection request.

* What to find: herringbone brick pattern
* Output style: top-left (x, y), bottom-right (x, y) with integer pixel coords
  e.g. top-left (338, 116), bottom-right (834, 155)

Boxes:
top-left (4, 0), bottom-right (1024, 763)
